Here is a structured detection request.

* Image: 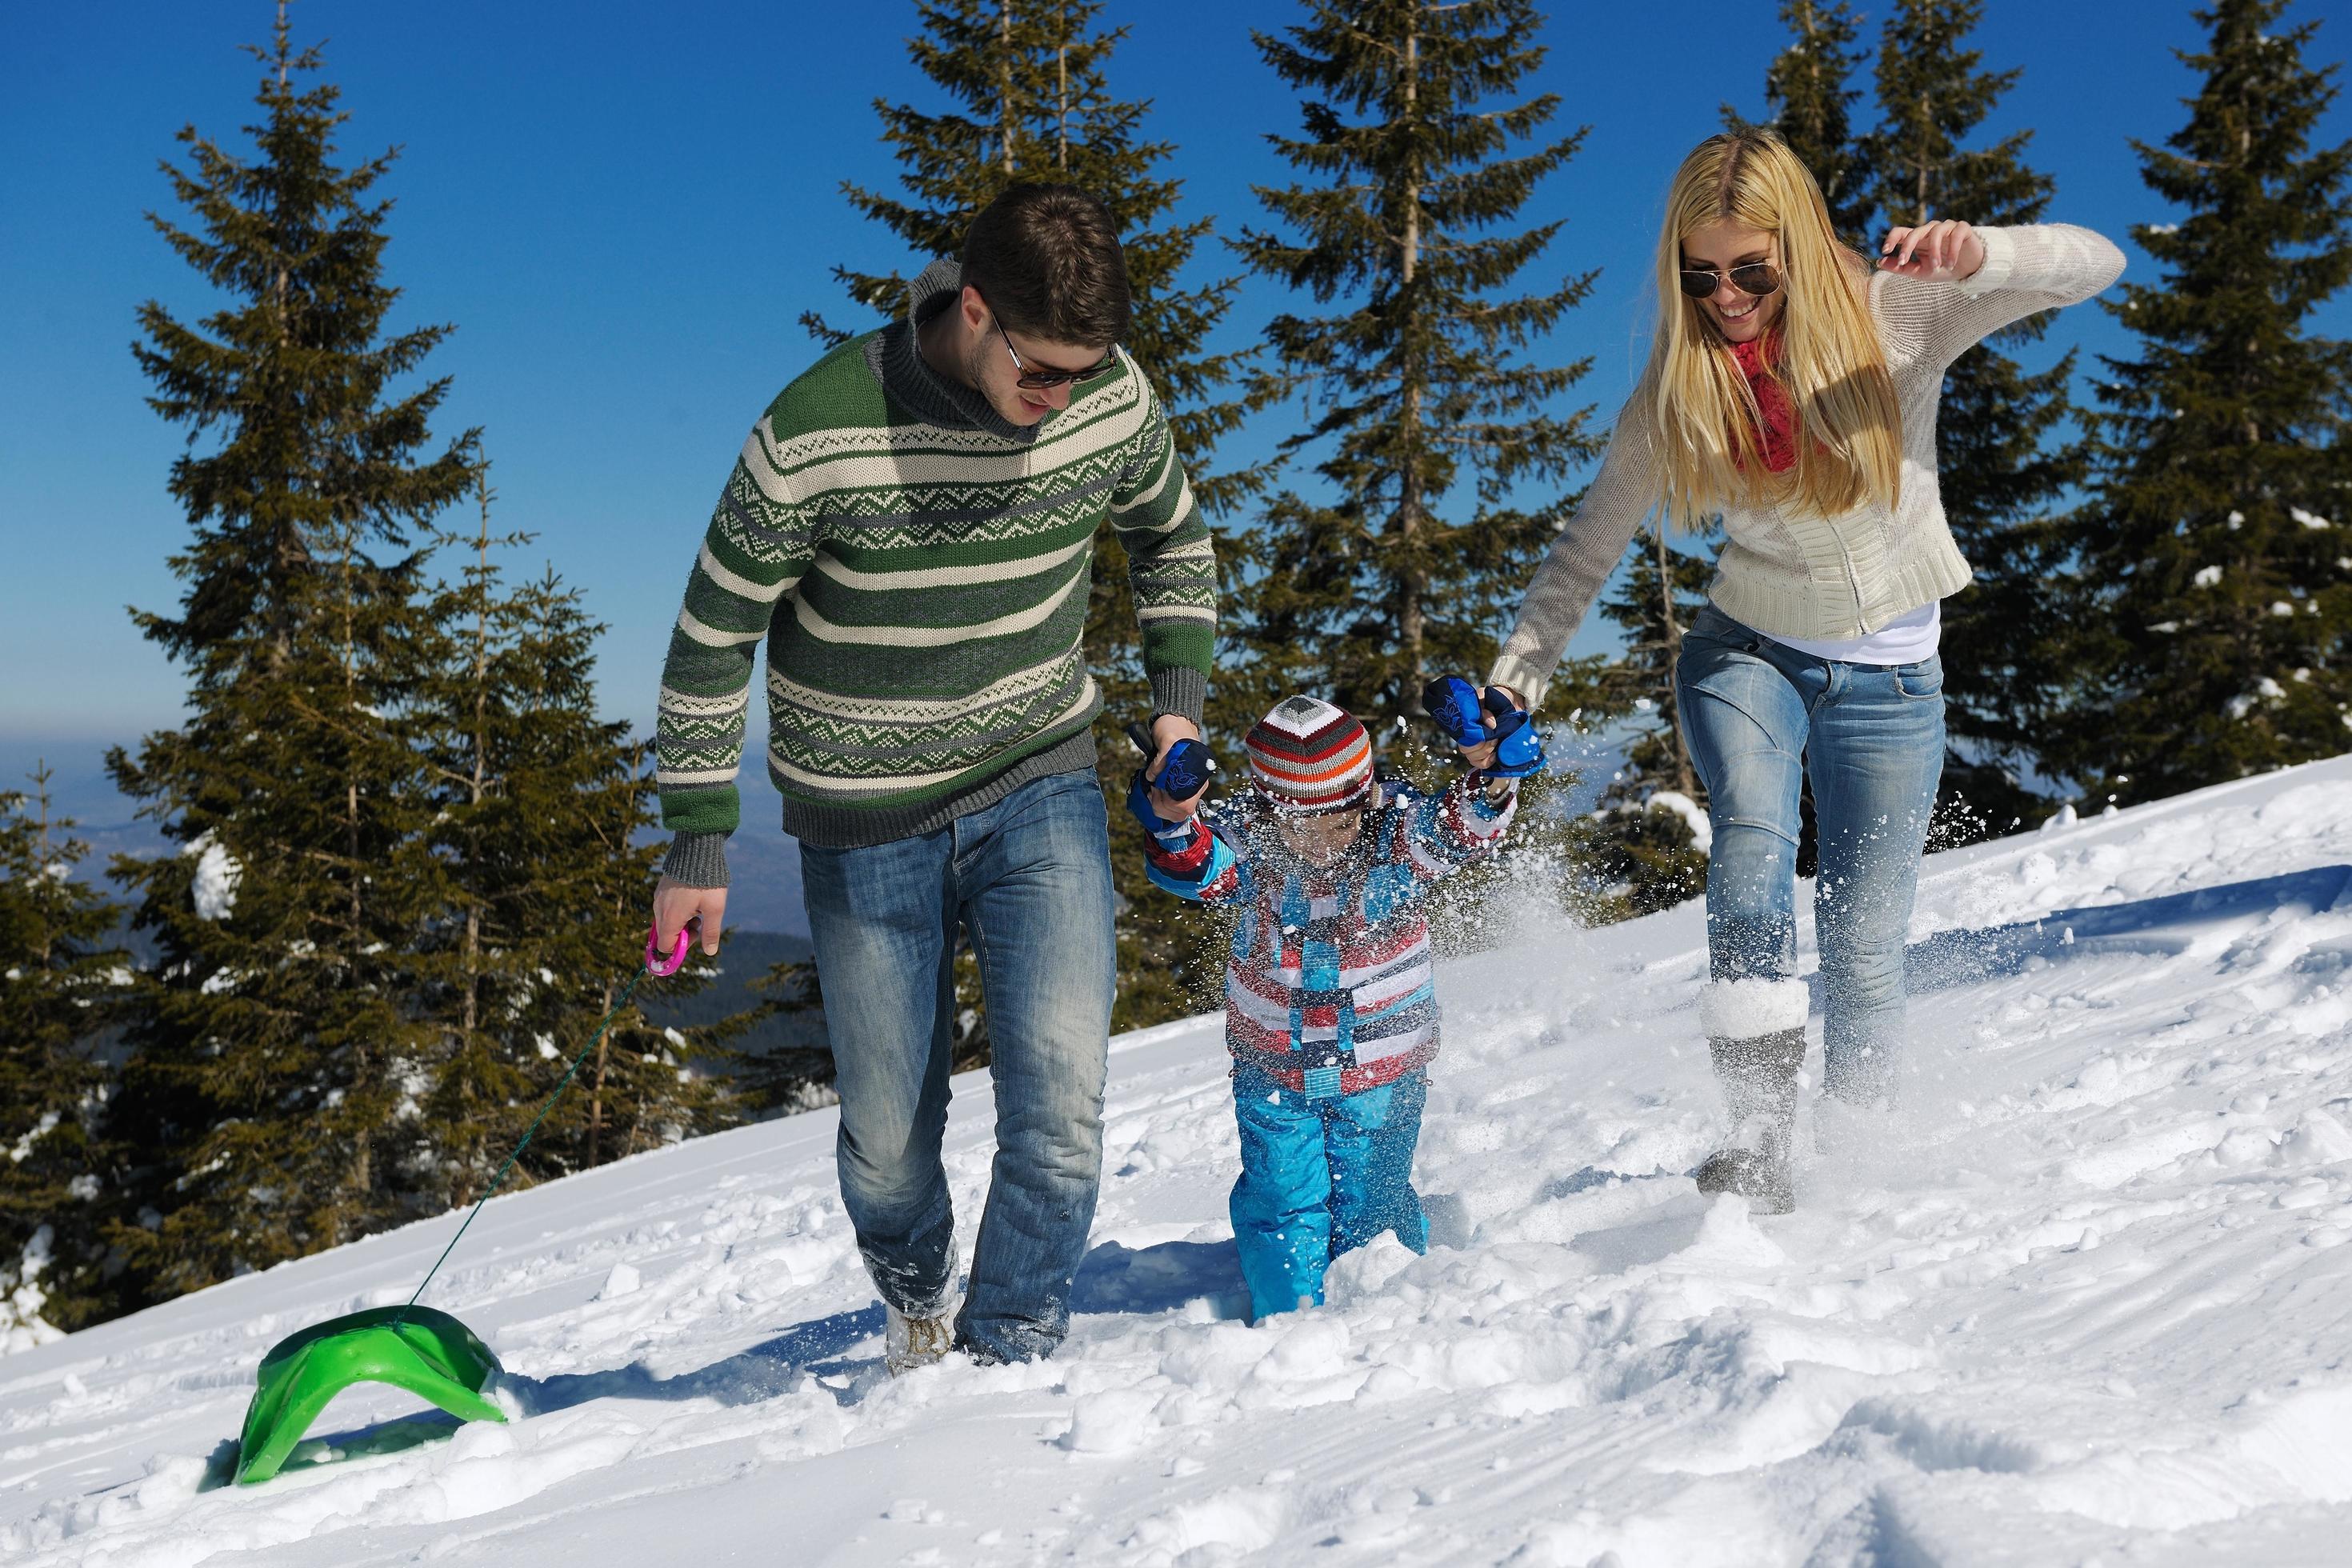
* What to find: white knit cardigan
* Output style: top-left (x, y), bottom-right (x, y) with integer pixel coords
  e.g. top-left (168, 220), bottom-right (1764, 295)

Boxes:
top-left (1490, 223), bottom-right (2126, 707)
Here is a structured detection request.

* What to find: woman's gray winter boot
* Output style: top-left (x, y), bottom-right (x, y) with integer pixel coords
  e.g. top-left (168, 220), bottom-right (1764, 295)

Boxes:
top-left (1694, 980), bottom-right (1810, 1214)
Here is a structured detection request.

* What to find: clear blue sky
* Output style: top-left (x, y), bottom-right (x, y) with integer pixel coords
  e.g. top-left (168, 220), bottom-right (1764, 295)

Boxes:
top-left (4, 0), bottom-right (2347, 818)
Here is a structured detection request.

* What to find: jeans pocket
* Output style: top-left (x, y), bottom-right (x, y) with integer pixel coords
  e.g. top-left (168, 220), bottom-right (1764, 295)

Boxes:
top-left (1894, 658), bottom-right (1944, 701)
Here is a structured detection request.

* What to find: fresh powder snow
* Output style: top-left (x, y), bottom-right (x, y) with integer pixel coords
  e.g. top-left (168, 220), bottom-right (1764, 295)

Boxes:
top-left (7, 755), bottom-right (2352, 1564)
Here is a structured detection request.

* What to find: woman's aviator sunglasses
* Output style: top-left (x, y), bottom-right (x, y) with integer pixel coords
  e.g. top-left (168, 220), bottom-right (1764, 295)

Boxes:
top-left (1678, 261), bottom-right (1783, 299)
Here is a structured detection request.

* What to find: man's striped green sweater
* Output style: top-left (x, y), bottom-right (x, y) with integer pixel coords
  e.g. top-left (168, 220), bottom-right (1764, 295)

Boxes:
top-left (657, 260), bottom-right (1218, 881)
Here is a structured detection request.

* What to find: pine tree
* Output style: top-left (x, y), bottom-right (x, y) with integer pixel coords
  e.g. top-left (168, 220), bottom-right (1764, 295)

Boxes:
top-left (1727, 1), bottom-right (1874, 246)
top-left (813, 2), bottom-right (1264, 507)
top-left (1861, 0), bottom-right (2087, 843)
top-left (1236, 0), bottom-right (1602, 724)
top-left (701, 953), bottom-right (836, 1118)
top-left (107, 530), bottom-right (444, 1298)
top-left (408, 473), bottom-right (718, 1204)
top-left (2046, 0), bottom-right (2352, 802)
top-left (1546, 526), bottom-right (1717, 917)
top-left (102, 9), bottom-right (478, 1302)
top-left (1570, 526), bottom-right (1711, 802)
top-left (812, 0), bottom-right (1266, 1036)
top-left (0, 768), bottom-right (129, 1337)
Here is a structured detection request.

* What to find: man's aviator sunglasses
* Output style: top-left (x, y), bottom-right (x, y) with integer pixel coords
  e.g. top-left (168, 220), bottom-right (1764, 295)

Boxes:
top-left (1677, 261), bottom-right (1783, 299)
top-left (980, 293), bottom-right (1121, 390)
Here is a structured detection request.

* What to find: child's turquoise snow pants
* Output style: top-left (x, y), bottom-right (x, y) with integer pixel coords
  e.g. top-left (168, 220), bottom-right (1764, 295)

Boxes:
top-left (1228, 1064), bottom-right (1429, 1322)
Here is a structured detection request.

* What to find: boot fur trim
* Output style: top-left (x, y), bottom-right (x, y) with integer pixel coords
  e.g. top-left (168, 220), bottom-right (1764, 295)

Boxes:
top-left (1698, 978), bottom-right (1809, 1040)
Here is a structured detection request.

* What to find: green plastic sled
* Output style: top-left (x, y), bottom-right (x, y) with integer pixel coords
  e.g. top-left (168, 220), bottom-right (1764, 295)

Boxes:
top-left (234, 1306), bottom-right (507, 1485)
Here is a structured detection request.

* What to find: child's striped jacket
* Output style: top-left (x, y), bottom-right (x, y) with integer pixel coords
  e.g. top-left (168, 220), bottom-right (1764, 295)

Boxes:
top-left (1140, 776), bottom-right (1516, 1097)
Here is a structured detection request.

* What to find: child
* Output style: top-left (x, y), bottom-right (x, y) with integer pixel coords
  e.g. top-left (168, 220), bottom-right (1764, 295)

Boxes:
top-left (1128, 690), bottom-right (1536, 1321)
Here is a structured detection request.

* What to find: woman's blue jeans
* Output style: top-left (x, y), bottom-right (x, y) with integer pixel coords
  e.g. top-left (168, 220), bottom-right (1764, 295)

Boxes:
top-left (798, 768), bottom-right (1116, 1363)
top-left (1674, 604), bottom-right (1945, 1102)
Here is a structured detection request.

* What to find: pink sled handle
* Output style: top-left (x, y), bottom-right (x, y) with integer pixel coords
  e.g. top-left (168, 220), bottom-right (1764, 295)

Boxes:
top-left (644, 923), bottom-right (693, 978)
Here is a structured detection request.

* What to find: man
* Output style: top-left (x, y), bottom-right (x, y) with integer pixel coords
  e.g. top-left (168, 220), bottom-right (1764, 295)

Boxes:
top-left (650, 184), bottom-right (1216, 1368)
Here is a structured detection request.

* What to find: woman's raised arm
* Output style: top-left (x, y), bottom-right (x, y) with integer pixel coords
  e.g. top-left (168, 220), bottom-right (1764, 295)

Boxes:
top-left (1880, 222), bottom-right (2126, 372)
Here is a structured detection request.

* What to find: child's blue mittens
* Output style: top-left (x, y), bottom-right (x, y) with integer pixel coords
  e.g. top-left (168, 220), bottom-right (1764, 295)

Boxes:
top-left (1151, 738), bottom-right (1217, 802)
top-left (1482, 691), bottom-right (1545, 778)
top-left (1126, 770), bottom-right (1187, 837)
top-left (1422, 677), bottom-right (1488, 749)
top-left (1421, 678), bottom-right (1546, 779)
top-left (1130, 736), bottom-right (1218, 838)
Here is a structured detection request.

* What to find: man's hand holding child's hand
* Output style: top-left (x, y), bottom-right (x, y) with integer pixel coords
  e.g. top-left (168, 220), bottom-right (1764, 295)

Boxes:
top-left (1146, 713), bottom-right (1206, 823)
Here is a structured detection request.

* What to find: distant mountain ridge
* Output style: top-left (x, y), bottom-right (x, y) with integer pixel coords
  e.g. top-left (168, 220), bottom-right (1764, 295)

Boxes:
top-left (639, 928), bottom-right (826, 1064)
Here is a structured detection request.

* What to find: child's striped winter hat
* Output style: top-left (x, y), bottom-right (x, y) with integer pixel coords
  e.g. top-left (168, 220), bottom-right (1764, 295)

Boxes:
top-left (1245, 695), bottom-right (1375, 815)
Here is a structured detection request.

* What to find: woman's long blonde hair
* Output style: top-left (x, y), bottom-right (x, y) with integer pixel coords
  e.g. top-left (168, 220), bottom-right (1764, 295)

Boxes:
top-left (1649, 128), bottom-right (1901, 525)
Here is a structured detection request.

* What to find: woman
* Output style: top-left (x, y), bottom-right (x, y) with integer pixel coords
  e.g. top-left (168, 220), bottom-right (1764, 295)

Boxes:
top-left (1487, 128), bottom-right (2123, 1212)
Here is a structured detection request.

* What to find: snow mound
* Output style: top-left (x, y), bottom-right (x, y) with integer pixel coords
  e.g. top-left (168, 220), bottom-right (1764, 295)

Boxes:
top-left (8, 755), bottom-right (2352, 1564)
top-left (182, 831), bottom-right (242, 922)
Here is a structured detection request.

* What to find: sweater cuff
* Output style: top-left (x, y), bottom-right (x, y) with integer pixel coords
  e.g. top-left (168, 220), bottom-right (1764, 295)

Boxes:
top-left (662, 831), bottom-right (731, 890)
top-left (1957, 225), bottom-right (2018, 297)
top-left (1486, 654), bottom-right (1553, 714)
top-left (1148, 666), bottom-right (1208, 729)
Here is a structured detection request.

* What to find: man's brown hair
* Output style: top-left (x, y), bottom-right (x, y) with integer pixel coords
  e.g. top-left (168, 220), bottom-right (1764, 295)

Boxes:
top-left (961, 183), bottom-right (1131, 349)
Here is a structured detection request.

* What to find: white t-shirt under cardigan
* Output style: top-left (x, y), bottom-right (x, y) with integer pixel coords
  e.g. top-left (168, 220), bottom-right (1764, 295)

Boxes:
top-left (1490, 224), bottom-right (2126, 703)
top-left (1766, 597), bottom-right (1942, 667)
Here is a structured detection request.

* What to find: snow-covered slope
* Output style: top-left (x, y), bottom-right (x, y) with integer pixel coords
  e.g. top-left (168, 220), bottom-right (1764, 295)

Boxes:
top-left (10, 757), bottom-right (2352, 1566)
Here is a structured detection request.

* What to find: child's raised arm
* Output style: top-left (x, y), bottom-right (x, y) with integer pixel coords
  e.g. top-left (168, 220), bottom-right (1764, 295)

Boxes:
top-left (1398, 674), bottom-right (1536, 877)
top-left (1128, 775), bottom-right (1247, 905)
top-left (1397, 771), bottom-right (1518, 882)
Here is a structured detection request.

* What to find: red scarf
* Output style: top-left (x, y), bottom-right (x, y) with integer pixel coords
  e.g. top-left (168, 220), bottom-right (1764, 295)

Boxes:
top-left (1729, 334), bottom-right (1798, 474)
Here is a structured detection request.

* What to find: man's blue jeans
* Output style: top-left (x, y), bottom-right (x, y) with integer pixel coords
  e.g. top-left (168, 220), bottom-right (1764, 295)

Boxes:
top-left (798, 768), bottom-right (1115, 1363)
top-left (1674, 604), bottom-right (1945, 1101)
